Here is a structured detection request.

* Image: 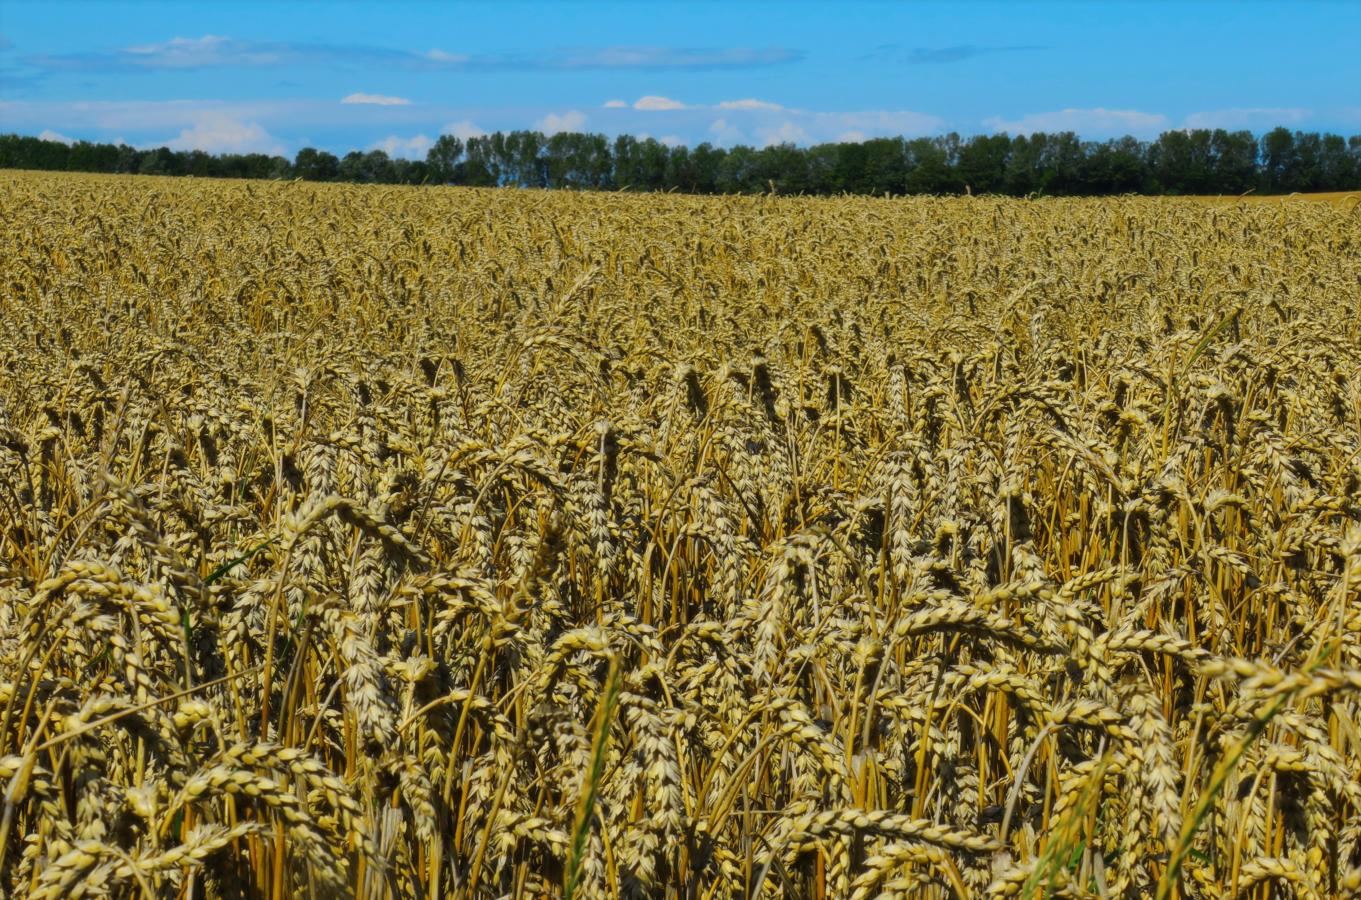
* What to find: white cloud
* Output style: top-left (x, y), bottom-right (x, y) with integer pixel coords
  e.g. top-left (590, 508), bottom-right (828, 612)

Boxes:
top-left (555, 46), bottom-right (799, 69)
top-left (756, 121), bottom-right (810, 147)
top-left (659, 135), bottom-right (683, 147)
top-left (702, 104), bottom-right (942, 146)
top-left (38, 129), bottom-right (74, 144)
top-left (602, 99), bottom-right (628, 108)
top-left (708, 117), bottom-right (744, 145)
top-left (342, 92), bottom-right (412, 106)
top-left (442, 119), bottom-right (487, 140)
top-left (808, 110), bottom-right (942, 138)
top-left (717, 98), bottom-right (784, 111)
top-left (163, 114), bottom-right (285, 155)
top-left (371, 134), bottom-right (433, 158)
top-left (536, 110), bottom-right (587, 134)
top-left (425, 49), bottom-right (469, 64)
top-left (634, 95), bottom-right (687, 111)
top-left (0, 99), bottom-right (315, 135)
top-left (983, 107), bottom-right (1168, 137)
top-left (1181, 107), bottom-right (1311, 130)
top-left (31, 38), bottom-right (799, 74)
top-left (122, 35), bottom-right (259, 68)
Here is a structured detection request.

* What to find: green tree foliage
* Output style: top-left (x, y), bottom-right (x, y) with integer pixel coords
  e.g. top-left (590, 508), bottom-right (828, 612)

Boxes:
top-left (5, 125), bottom-right (1361, 196)
top-left (424, 134), bottom-right (464, 185)
top-left (294, 147), bottom-right (340, 181)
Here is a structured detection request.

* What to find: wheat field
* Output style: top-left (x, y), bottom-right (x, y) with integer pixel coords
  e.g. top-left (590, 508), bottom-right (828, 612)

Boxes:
top-left (1, 170), bottom-right (1359, 898)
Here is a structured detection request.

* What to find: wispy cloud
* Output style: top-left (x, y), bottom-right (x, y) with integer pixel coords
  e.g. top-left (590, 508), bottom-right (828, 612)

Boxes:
top-left (702, 106), bottom-right (944, 146)
top-left (4, 93), bottom-right (946, 156)
top-left (1182, 107), bottom-right (1311, 130)
top-left (984, 107), bottom-right (1168, 137)
top-left (633, 95), bottom-right (687, 111)
top-left (708, 118), bottom-right (743, 144)
top-left (371, 133), bottom-right (433, 158)
top-left (37, 128), bottom-right (73, 144)
top-left (164, 113), bottom-right (286, 155)
top-left (42, 35), bottom-right (302, 70)
top-left (0, 99), bottom-right (301, 132)
top-left (754, 121), bottom-right (809, 146)
top-left (342, 92), bottom-right (412, 106)
top-left (801, 109), bottom-right (944, 143)
top-left (27, 35), bottom-right (801, 73)
top-left (864, 43), bottom-right (1045, 64)
top-left (0, 33), bottom-right (46, 95)
top-left (717, 98), bottom-right (784, 111)
top-left (0, 65), bottom-right (45, 95)
top-left (125, 35), bottom-right (268, 67)
top-left (600, 95), bottom-right (943, 145)
top-left (442, 119), bottom-right (487, 140)
top-left (536, 109), bottom-right (587, 134)
top-left (602, 99), bottom-right (628, 108)
top-left (424, 49), bottom-right (470, 64)
top-left (550, 45), bottom-right (800, 69)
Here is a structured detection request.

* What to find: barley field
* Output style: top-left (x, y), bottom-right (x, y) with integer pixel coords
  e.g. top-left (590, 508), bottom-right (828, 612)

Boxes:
top-left (1, 170), bottom-right (1359, 899)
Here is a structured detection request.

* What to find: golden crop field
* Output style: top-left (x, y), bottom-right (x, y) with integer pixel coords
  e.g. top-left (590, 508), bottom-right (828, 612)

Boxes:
top-left (1, 170), bottom-right (1359, 899)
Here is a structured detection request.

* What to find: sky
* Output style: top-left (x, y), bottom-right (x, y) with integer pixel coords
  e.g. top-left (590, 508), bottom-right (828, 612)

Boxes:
top-left (1, 0), bottom-right (1358, 158)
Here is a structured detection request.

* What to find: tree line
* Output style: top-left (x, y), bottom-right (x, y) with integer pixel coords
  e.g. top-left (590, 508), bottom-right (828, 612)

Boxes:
top-left (3, 126), bottom-right (1360, 196)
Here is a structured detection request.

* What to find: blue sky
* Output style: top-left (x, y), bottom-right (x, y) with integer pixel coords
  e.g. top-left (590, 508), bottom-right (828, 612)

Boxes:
top-left (1, 0), bottom-right (1358, 157)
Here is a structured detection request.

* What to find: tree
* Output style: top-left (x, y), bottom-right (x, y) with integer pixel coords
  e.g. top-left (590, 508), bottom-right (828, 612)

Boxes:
top-left (816, 139), bottom-right (907, 195)
top-left (1149, 130), bottom-right (1215, 193)
top-left (66, 140), bottom-right (121, 173)
top-left (7, 124), bottom-right (1361, 196)
top-left (337, 151), bottom-right (366, 183)
top-left (1210, 130), bottom-right (1257, 194)
top-left (461, 136), bottom-right (500, 186)
top-left (1259, 127), bottom-right (1297, 193)
top-left (268, 156), bottom-right (293, 180)
top-left (636, 138), bottom-right (671, 191)
top-left (751, 142), bottom-right (810, 194)
top-left (664, 144), bottom-right (695, 192)
top-left (688, 142), bottom-right (726, 193)
top-left (1005, 134), bottom-right (1044, 195)
top-left (138, 147), bottom-right (181, 176)
top-left (424, 135), bottom-right (464, 185)
top-left (1291, 132), bottom-right (1324, 192)
top-left (503, 131), bottom-right (546, 187)
top-left (113, 143), bottom-right (141, 174)
top-left (1079, 136), bottom-right (1149, 194)
top-left (543, 132), bottom-right (611, 189)
top-left (716, 144), bottom-right (758, 193)
top-left (861, 138), bottom-right (910, 195)
top-left (294, 147), bottom-right (339, 181)
top-left (903, 137), bottom-right (953, 194)
top-left (363, 150), bottom-right (396, 184)
top-left (612, 134), bottom-right (641, 189)
top-left (336, 149), bottom-right (395, 183)
top-left (956, 133), bottom-right (1011, 194)
top-left (391, 158), bottom-right (429, 184)
top-left (177, 150), bottom-right (212, 177)
top-left (1318, 134), bottom-right (1354, 190)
